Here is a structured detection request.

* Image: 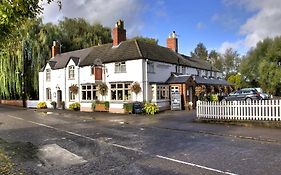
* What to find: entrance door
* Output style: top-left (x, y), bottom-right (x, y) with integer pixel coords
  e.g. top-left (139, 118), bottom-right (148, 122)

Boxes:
top-left (57, 90), bottom-right (62, 108)
top-left (189, 86), bottom-right (193, 102)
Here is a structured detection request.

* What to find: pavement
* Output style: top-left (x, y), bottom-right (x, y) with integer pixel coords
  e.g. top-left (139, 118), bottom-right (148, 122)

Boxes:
top-left (1, 104), bottom-right (281, 175)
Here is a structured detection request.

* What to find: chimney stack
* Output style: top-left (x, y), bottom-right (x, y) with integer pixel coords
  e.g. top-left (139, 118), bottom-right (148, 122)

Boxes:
top-left (112, 20), bottom-right (126, 46)
top-left (166, 31), bottom-right (178, 52)
top-left (52, 41), bottom-right (60, 58)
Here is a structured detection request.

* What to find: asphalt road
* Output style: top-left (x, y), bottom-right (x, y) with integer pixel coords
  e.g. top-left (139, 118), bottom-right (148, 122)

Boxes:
top-left (1, 104), bottom-right (281, 175)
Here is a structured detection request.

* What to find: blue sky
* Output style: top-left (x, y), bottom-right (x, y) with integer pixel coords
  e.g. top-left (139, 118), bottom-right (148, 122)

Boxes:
top-left (42, 0), bottom-right (281, 56)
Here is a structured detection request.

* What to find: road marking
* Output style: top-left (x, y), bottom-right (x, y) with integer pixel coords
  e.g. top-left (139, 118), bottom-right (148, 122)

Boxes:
top-left (156, 155), bottom-right (237, 175)
top-left (7, 115), bottom-right (238, 175)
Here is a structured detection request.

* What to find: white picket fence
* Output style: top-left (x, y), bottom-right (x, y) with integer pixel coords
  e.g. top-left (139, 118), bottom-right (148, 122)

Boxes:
top-left (197, 100), bottom-right (281, 121)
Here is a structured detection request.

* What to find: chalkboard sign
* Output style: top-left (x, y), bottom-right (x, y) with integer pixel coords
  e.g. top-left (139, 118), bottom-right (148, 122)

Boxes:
top-left (171, 92), bottom-right (182, 110)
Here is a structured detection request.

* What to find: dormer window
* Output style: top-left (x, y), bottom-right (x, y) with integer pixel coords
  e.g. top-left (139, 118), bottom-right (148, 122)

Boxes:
top-left (69, 65), bottom-right (75, 79)
top-left (115, 62), bottom-right (126, 73)
top-left (197, 69), bottom-right (202, 76)
top-left (181, 66), bottom-right (186, 74)
top-left (46, 69), bottom-right (51, 82)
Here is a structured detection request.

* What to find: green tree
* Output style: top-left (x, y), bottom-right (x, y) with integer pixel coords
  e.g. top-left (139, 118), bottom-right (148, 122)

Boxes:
top-left (227, 73), bottom-right (242, 90)
top-left (191, 42), bottom-right (208, 60)
top-left (208, 50), bottom-right (223, 71)
top-left (221, 48), bottom-right (240, 76)
top-left (0, 17), bottom-right (112, 100)
top-left (131, 36), bottom-right (158, 45)
top-left (0, 0), bottom-right (61, 40)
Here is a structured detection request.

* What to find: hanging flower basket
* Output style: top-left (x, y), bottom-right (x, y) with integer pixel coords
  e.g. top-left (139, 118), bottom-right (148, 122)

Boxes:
top-left (98, 83), bottom-right (108, 96)
top-left (69, 84), bottom-right (78, 94)
top-left (130, 82), bottom-right (141, 95)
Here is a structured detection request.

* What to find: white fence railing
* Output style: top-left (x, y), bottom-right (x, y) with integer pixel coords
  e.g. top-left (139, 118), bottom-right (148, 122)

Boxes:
top-left (197, 100), bottom-right (281, 121)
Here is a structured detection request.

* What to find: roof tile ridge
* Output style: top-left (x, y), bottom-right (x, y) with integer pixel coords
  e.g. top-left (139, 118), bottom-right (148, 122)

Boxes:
top-left (134, 40), bottom-right (143, 58)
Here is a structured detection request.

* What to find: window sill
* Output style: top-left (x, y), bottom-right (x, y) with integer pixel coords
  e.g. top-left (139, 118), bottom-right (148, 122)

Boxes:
top-left (68, 78), bottom-right (75, 80)
top-left (114, 72), bottom-right (127, 73)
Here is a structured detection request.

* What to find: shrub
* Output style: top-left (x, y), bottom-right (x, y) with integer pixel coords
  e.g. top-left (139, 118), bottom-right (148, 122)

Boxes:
top-left (37, 102), bottom-right (47, 109)
top-left (123, 103), bottom-right (133, 113)
top-left (50, 101), bottom-right (57, 109)
top-left (210, 94), bottom-right (218, 102)
top-left (61, 101), bottom-right (65, 110)
top-left (143, 103), bottom-right (159, 115)
top-left (91, 100), bottom-right (96, 110)
top-left (69, 102), bottom-right (80, 111)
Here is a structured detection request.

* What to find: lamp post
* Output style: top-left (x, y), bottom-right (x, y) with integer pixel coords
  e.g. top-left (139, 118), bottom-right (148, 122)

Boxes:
top-left (22, 41), bottom-right (27, 108)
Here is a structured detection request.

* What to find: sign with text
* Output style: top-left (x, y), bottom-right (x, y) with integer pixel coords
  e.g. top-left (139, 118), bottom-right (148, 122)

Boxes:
top-left (171, 91), bottom-right (182, 110)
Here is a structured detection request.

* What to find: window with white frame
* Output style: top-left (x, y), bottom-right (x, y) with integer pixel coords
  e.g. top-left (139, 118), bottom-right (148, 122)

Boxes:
top-left (46, 69), bottom-right (51, 82)
top-left (81, 85), bottom-right (97, 101)
top-left (214, 72), bottom-right (217, 78)
top-left (46, 88), bottom-right (51, 100)
top-left (176, 66), bottom-right (181, 73)
top-left (181, 66), bottom-right (186, 74)
top-left (147, 61), bottom-right (155, 73)
top-left (69, 65), bottom-right (75, 79)
top-left (110, 82), bottom-right (131, 101)
top-left (69, 87), bottom-right (76, 101)
top-left (156, 85), bottom-right (169, 100)
top-left (115, 62), bottom-right (126, 73)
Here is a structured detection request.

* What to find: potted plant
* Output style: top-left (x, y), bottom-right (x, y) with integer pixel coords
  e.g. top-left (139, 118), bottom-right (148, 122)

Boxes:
top-left (51, 101), bottom-right (57, 109)
top-left (61, 101), bottom-right (65, 110)
top-left (69, 102), bottom-right (80, 111)
top-left (94, 101), bottom-right (109, 112)
top-left (123, 103), bottom-right (133, 114)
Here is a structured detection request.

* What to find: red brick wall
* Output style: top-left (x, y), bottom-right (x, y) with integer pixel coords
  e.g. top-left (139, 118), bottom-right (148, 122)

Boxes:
top-left (112, 27), bottom-right (126, 46)
top-left (166, 37), bottom-right (178, 52)
top-left (0, 100), bottom-right (23, 107)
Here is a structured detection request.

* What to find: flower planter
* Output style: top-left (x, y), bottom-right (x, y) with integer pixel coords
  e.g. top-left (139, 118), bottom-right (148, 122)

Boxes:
top-left (94, 103), bottom-right (108, 112)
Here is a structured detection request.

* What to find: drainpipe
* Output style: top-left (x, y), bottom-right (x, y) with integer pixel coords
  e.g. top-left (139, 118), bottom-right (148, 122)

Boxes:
top-left (64, 67), bottom-right (66, 103)
top-left (78, 67), bottom-right (80, 102)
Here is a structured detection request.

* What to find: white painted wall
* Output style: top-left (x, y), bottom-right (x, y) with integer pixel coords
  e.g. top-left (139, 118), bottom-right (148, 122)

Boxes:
top-left (104, 59), bottom-right (144, 102)
top-left (148, 61), bottom-right (176, 83)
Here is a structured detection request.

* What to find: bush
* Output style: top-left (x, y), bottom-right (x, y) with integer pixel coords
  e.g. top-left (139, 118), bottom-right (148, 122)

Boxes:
top-left (91, 100), bottom-right (96, 110)
top-left (123, 103), bottom-right (133, 113)
top-left (69, 102), bottom-right (80, 111)
top-left (50, 101), bottom-right (57, 109)
top-left (61, 101), bottom-right (65, 110)
top-left (143, 103), bottom-right (159, 115)
top-left (37, 102), bottom-right (47, 109)
top-left (210, 94), bottom-right (219, 102)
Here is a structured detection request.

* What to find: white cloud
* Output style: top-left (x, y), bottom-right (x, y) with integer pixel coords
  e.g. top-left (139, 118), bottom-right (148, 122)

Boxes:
top-left (41, 0), bottom-right (145, 37)
top-left (221, 0), bottom-right (281, 49)
top-left (219, 40), bottom-right (244, 53)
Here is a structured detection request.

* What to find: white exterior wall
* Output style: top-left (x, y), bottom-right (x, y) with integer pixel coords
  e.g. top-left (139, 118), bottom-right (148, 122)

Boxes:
top-left (148, 61), bottom-right (176, 83)
top-left (104, 59), bottom-right (144, 102)
top-left (65, 59), bottom-right (80, 108)
top-left (186, 67), bottom-right (197, 75)
top-left (39, 63), bottom-right (66, 108)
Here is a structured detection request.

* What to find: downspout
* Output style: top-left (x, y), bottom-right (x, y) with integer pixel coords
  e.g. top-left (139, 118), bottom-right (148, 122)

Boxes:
top-left (145, 59), bottom-right (148, 102)
top-left (78, 67), bottom-right (80, 102)
top-left (64, 67), bottom-right (66, 102)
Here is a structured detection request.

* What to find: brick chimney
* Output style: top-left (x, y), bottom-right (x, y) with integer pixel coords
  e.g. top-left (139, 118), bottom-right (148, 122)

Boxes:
top-left (52, 41), bottom-right (60, 58)
top-left (112, 20), bottom-right (126, 46)
top-left (167, 31), bottom-right (178, 52)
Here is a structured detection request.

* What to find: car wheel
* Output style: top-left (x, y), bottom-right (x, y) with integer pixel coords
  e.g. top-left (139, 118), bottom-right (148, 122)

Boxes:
top-left (245, 98), bottom-right (252, 103)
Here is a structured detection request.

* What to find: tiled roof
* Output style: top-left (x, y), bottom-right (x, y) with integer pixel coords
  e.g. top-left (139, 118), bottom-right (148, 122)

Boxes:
top-left (166, 74), bottom-right (191, 84)
top-left (166, 73), bottom-right (229, 86)
top-left (43, 40), bottom-right (219, 72)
